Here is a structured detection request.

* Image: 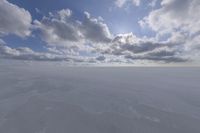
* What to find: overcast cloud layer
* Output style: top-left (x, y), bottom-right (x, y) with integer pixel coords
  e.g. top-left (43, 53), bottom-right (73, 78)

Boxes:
top-left (0, 0), bottom-right (200, 65)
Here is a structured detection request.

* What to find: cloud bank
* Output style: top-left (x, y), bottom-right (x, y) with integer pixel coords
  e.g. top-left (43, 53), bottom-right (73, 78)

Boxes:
top-left (0, 0), bottom-right (199, 65)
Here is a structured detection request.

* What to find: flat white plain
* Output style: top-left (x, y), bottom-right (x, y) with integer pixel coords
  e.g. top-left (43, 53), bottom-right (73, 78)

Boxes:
top-left (0, 61), bottom-right (200, 133)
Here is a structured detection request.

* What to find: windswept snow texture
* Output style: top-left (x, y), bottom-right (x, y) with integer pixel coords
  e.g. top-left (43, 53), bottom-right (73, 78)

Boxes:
top-left (0, 62), bottom-right (200, 133)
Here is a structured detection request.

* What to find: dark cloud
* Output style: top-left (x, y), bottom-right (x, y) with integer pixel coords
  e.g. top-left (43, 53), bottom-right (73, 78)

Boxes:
top-left (99, 33), bottom-right (175, 55)
top-left (96, 32), bottom-right (188, 63)
top-left (124, 48), bottom-right (187, 63)
top-left (96, 56), bottom-right (106, 61)
top-left (125, 55), bottom-right (187, 63)
top-left (119, 41), bottom-right (162, 54)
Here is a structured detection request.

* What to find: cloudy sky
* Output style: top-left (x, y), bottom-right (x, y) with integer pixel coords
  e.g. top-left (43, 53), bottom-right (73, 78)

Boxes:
top-left (0, 0), bottom-right (200, 66)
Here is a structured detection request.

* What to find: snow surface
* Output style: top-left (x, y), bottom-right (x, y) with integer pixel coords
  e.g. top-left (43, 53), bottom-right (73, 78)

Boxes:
top-left (0, 61), bottom-right (200, 133)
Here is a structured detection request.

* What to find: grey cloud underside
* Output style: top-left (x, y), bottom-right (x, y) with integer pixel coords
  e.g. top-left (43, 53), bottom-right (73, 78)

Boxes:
top-left (96, 55), bottom-right (106, 61)
top-left (107, 48), bottom-right (187, 63)
top-left (98, 33), bottom-right (187, 62)
top-left (109, 41), bottom-right (170, 55)
top-left (125, 55), bottom-right (187, 63)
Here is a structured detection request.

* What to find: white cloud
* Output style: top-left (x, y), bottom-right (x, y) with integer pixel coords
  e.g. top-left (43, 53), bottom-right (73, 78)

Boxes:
top-left (0, 0), bottom-right (32, 37)
top-left (80, 12), bottom-right (112, 43)
top-left (115, 0), bottom-right (140, 8)
top-left (138, 0), bottom-right (200, 62)
top-left (34, 9), bottom-right (112, 48)
top-left (34, 10), bottom-right (82, 47)
top-left (58, 9), bottom-right (72, 20)
top-left (0, 43), bottom-right (77, 62)
top-left (148, 0), bottom-right (158, 7)
top-left (140, 0), bottom-right (200, 35)
top-left (133, 0), bottom-right (140, 6)
top-left (0, 40), bottom-right (101, 63)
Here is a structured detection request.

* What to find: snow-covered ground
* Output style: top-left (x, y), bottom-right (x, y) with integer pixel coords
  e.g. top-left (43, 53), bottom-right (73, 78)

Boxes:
top-left (0, 61), bottom-right (200, 133)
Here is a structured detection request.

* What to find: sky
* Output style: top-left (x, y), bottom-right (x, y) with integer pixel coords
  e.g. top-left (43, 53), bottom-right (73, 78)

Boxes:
top-left (0, 0), bottom-right (200, 66)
